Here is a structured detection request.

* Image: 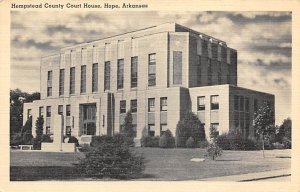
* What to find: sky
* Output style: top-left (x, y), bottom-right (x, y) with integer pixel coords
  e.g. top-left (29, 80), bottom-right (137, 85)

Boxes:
top-left (10, 11), bottom-right (292, 125)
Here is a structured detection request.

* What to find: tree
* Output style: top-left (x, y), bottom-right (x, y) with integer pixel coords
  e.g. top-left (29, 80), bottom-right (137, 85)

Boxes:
top-left (21, 116), bottom-right (33, 144)
top-left (205, 125), bottom-right (222, 160)
top-left (33, 116), bottom-right (44, 149)
top-left (120, 111), bottom-right (135, 146)
top-left (276, 118), bottom-right (292, 148)
top-left (253, 102), bottom-right (275, 158)
top-left (159, 129), bottom-right (175, 148)
top-left (175, 112), bottom-right (206, 147)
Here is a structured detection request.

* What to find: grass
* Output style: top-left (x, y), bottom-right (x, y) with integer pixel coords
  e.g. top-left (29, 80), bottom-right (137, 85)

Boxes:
top-left (10, 148), bottom-right (291, 181)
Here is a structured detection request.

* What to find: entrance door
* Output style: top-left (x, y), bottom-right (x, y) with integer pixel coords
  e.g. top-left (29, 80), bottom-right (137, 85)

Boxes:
top-left (81, 104), bottom-right (96, 135)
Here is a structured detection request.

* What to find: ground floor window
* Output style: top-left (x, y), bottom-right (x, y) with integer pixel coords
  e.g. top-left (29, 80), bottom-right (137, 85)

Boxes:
top-left (46, 126), bottom-right (51, 135)
top-left (160, 124), bottom-right (168, 136)
top-left (211, 123), bottom-right (219, 136)
top-left (66, 126), bottom-right (71, 136)
top-left (148, 124), bottom-right (155, 137)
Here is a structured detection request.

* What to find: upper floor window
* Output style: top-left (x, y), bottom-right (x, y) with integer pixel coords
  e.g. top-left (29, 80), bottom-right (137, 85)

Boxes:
top-left (234, 95), bottom-right (239, 111)
top-left (211, 95), bottom-right (219, 110)
top-left (27, 109), bottom-right (32, 119)
top-left (104, 61), bottom-right (110, 91)
top-left (39, 106), bottom-right (44, 117)
top-left (120, 100), bottom-right (126, 114)
top-left (117, 59), bottom-right (124, 89)
top-left (131, 99), bottom-right (137, 113)
top-left (197, 96), bottom-right (205, 111)
top-left (47, 71), bottom-right (52, 97)
top-left (66, 105), bottom-right (71, 116)
top-left (92, 63), bottom-right (98, 92)
top-left (80, 65), bottom-right (87, 93)
top-left (240, 96), bottom-right (244, 111)
top-left (58, 105), bottom-right (63, 115)
top-left (160, 97), bottom-right (167, 111)
top-left (148, 98), bottom-right (155, 112)
top-left (173, 51), bottom-right (182, 85)
top-left (245, 97), bottom-right (250, 112)
top-left (69, 67), bottom-right (75, 94)
top-left (148, 53), bottom-right (156, 86)
top-left (59, 69), bottom-right (65, 96)
top-left (131, 57), bottom-right (138, 88)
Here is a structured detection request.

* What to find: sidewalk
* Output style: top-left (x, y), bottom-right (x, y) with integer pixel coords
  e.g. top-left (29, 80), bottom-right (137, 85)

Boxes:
top-left (201, 169), bottom-right (291, 182)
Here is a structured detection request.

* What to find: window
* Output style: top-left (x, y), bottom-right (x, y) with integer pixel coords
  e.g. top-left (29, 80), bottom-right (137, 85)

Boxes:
top-left (58, 105), bottom-right (63, 115)
top-left (173, 51), bottom-right (182, 85)
top-left (160, 124), bottom-right (167, 136)
top-left (240, 96), bottom-right (244, 111)
top-left (197, 96), bottom-right (205, 111)
top-left (131, 99), bottom-right (137, 113)
top-left (80, 65), bottom-right (86, 93)
top-left (211, 95), bottom-right (219, 110)
top-left (211, 123), bottom-right (219, 136)
top-left (59, 69), bottom-right (64, 96)
top-left (46, 106), bottom-right (51, 117)
top-left (227, 66), bottom-right (230, 84)
top-left (234, 95), bottom-right (239, 111)
top-left (197, 55), bottom-right (201, 86)
top-left (160, 97), bottom-right (167, 111)
top-left (92, 63), bottom-right (98, 92)
top-left (27, 109), bottom-right (32, 119)
top-left (148, 124), bottom-right (155, 137)
top-left (207, 58), bottom-right (212, 85)
top-left (117, 59), bottom-right (124, 89)
top-left (104, 61), bottom-right (110, 91)
top-left (218, 61), bottom-right (221, 84)
top-left (245, 97), bottom-right (250, 112)
top-left (39, 106), bottom-right (44, 117)
top-left (69, 67), bottom-right (75, 94)
top-left (148, 53), bottom-right (156, 86)
top-left (66, 126), bottom-right (71, 136)
top-left (148, 98), bottom-right (155, 112)
top-left (131, 57), bottom-right (138, 88)
top-left (120, 100), bottom-right (126, 114)
top-left (66, 105), bottom-right (71, 116)
top-left (47, 71), bottom-right (52, 97)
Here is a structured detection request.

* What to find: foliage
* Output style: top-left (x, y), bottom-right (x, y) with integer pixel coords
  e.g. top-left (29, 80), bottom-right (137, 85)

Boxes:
top-left (217, 131), bottom-right (259, 151)
top-left (76, 134), bottom-right (145, 179)
top-left (68, 136), bottom-right (79, 147)
top-left (41, 134), bottom-right (53, 143)
top-left (197, 140), bottom-right (209, 148)
top-left (140, 136), bottom-right (160, 147)
top-left (10, 133), bottom-right (23, 146)
top-left (120, 111), bottom-right (135, 146)
top-left (282, 137), bottom-right (291, 149)
top-left (186, 137), bottom-right (196, 148)
top-left (10, 89), bottom-right (40, 135)
top-left (33, 116), bottom-right (44, 149)
top-left (159, 130), bottom-right (175, 148)
top-left (253, 102), bottom-right (275, 156)
top-left (21, 116), bottom-right (33, 145)
top-left (276, 118), bottom-right (291, 146)
top-left (175, 112), bottom-right (206, 147)
top-left (205, 126), bottom-right (222, 160)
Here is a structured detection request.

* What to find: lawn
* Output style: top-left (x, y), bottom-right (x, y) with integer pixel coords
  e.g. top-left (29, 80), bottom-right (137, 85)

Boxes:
top-left (10, 148), bottom-right (290, 181)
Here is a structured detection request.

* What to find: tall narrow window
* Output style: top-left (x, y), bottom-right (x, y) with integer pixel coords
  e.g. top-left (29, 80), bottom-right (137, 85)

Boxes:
top-left (131, 57), bottom-right (138, 88)
top-left (59, 69), bottom-right (64, 96)
top-left (46, 106), bottom-right (51, 135)
top-left (46, 106), bottom-right (51, 117)
top-left (66, 105), bottom-right (71, 116)
top-left (39, 106), bottom-right (44, 117)
top-left (131, 99), bottom-right (137, 113)
top-left (69, 67), bottom-right (75, 94)
top-left (197, 96), bottom-right (205, 111)
top-left (80, 65), bottom-right (86, 93)
top-left (197, 55), bottom-right (201, 86)
top-left (120, 100), bottom-right (126, 114)
top-left (148, 98), bottom-right (155, 112)
top-left (47, 71), bottom-right (52, 97)
top-left (160, 97), bottom-right (167, 111)
top-left (92, 63), bottom-right (98, 92)
top-left (148, 124), bottom-right (155, 137)
top-left (148, 53), bottom-right (156, 86)
top-left (104, 61), bottom-right (110, 91)
top-left (58, 105), bottom-right (63, 115)
top-left (66, 105), bottom-right (71, 136)
top-left (218, 61), bottom-right (222, 84)
top-left (240, 96), bottom-right (244, 111)
top-left (211, 95), bottom-right (219, 110)
top-left (207, 59), bottom-right (212, 85)
top-left (234, 95), bottom-right (239, 111)
top-left (117, 59), bottom-right (124, 89)
top-left (173, 51), bottom-right (182, 85)
top-left (27, 109), bottom-right (32, 119)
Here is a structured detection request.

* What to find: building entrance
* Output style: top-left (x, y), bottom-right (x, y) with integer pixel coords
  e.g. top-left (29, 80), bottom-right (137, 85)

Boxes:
top-left (80, 104), bottom-right (96, 135)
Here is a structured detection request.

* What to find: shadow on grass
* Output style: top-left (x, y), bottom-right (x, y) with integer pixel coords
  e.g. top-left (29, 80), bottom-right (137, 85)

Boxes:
top-left (10, 166), bottom-right (156, 181)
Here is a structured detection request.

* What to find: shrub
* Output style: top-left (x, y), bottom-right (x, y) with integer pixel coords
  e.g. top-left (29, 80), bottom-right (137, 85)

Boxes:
top-left (140, 136), bottom-right (159, 147)
top-left (186, 137), bottom-right (196, 148)
top-left (282, 137), bottom-right (291, 149)
top-left (159, 130), bottom-right (175, 148)
top-left (197, 140), bottom-right (209, 148)
top-left (272, 142), bottom-right (285, 149)
top-left (175, 112), bottom-right (206, 147)
top-left (76, 134), bottom-right (145, 179)
top-left (41, 134), bottom-right (53, 143)
top-left (68, 136), bottom-right (79, 147)
top-left (120, 111), bottom-right (136, 146)
top-left (205, 126), bottom-right (222, 160)
top-left (32, 136), bottom-right (41, 150)
top-left (10, 133), bottom-right (23, 146)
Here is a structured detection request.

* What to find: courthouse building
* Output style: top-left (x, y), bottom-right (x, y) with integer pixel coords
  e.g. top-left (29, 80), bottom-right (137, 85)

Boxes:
top-left (23, 23), bottom-right (275, 144)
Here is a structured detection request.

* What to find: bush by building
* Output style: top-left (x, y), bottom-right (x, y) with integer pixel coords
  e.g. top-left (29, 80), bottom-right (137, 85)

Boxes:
top-left (140, 136), bottom-right (159, 147)
top-left (159, 130), bottom-right (175, 148)
top-left (175, 112), bottom-right (206, 147)
top-left (76, 134), bottom-right (145, 179)
top-left (120, 111), bottom-right (136, 146)
top-left (186, 137), bottom-right (196, 148)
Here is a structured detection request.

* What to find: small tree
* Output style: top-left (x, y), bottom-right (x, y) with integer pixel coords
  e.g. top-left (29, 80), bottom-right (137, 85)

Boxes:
top-left (33, 116), bottom-right (44, 149)
top-left (253, 102), bottom-right (275, 158)
top-left (120, 111), bottom-right (135, 146)
top-left (175, 112), bottom-right (206, 147)
top-left (276, 118), bottom-right (292, 148)
top-left (159, 129), bottom-right (175, 148)
top-left (205, 126), bottom-right (222, 160)
top-left (20, 116), bottom-right (33, 144)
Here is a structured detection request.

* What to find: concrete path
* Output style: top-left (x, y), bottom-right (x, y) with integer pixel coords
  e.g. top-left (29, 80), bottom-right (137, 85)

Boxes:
top-left (201, 169), bottom-right (291, 182)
